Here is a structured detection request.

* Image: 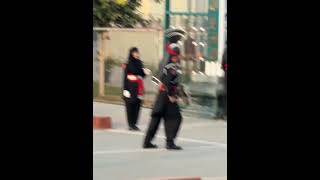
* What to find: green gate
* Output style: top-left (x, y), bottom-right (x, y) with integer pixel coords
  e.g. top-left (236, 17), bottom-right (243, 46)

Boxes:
top-left (164, 0), bottom-right (222, 118)
top-left (164, 0), bottom-right (219, 62)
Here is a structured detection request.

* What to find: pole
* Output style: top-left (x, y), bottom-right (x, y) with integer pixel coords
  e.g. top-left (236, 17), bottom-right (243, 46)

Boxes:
top-left (98, 31), bottom-right (108, 97)
top-left (207, 0), bottom-right (219, 62)
top-left (163, 0), bottom-right (170, 59)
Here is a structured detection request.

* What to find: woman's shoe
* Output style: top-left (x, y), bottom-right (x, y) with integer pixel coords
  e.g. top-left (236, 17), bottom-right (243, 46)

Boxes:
top-left (129, 126), bottom-right (140, 131)
top-left (132, 126), bottom-right (140, 131)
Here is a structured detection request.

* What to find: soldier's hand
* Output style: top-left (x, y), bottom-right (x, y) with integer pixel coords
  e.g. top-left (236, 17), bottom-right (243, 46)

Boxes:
top-left (177, 98), bottom-right (184, 105)
top-left (168, 96), bottom-right (178, 103)
top-left (178, 97), bottom-right (190, 106)
top-left (184, 97), bottom-right (190, 105)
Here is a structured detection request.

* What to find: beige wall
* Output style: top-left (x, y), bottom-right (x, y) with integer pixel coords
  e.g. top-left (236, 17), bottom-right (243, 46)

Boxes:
top-left (100, 28), bottom-right (164, 67)
top-left (93, 28), bottom-right (164, 84)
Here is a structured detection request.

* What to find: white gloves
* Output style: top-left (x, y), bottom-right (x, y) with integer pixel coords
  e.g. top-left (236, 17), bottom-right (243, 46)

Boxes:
top-left (143, 68), bottom-right (152, 76)
top-left (123, 90), bottom-right (131, 98)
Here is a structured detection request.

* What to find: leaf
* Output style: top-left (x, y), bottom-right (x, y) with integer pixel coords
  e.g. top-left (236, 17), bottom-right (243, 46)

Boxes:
top-left (93, 0), bottom-right (149, 28)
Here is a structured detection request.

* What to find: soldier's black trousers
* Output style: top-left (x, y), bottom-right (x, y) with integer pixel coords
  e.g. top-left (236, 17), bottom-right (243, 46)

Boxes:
top-left (124, 99), bottom-right (141, 127)
top-left (143, 92), bottom-right (182, 144)
top-left (217, 94), bottom-right (227, 117)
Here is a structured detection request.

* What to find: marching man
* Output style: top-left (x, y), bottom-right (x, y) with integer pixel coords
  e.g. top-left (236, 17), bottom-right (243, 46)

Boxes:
top-left (143, 29), bottom-right (187, 150)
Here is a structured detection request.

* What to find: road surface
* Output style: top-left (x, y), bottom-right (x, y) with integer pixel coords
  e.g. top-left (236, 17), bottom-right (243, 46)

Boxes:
top-left (93, 102), bottom-right (227, 180)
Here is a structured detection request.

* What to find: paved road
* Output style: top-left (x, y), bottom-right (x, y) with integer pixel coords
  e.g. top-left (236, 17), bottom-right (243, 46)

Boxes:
top-left (93, 102), bottom-right (227, 180)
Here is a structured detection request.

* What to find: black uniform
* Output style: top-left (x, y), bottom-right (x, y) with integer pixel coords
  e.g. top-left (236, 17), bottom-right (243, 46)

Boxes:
top-left (143, 28), bottom-right (186, 149)
top-left (217, 48), bottom-right (227, 119)
top-left (123, 49), bottom-right (146, 130)
top-left (222, 48), bottom-right (227, 89)
top-left (143, 60), bottom-right (183, 149)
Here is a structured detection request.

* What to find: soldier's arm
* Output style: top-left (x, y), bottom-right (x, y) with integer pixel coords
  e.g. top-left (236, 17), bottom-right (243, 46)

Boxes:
top-left (162, 66), bottom-right (178, 97)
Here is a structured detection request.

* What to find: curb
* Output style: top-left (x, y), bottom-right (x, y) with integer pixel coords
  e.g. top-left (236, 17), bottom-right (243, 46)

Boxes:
top-left (140, 177), bottom-right (201, 180)
top-left (93, 98), bottom-right (153, 109)
top-left (160, 178), bottom-right (201, 180)
top-left (93, 116), bottom-right (112, 129)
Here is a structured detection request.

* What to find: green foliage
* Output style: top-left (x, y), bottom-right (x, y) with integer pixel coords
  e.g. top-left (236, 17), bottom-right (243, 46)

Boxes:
top-left (93, 81), bottom-right (122, 98)
top-left (93, 0), bottom-right (162, 28)
top-left (104, 57), bottom-right (122, 82)
top-left (104, 57), bottom-right (122, 71)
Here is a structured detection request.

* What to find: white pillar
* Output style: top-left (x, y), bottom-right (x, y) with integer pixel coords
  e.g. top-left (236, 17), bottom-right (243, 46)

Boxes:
top-left (205, 61), bottom-right (215, 76)
top-left (218, 0), bottom-right (227, 63)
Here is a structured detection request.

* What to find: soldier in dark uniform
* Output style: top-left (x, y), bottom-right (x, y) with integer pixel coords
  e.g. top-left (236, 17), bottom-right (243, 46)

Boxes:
top-left (143, 29), bottom-right (186, 150)
top-left (222, 47), bottom-right (227, 119)
top-left (217, 47), bottom-right (227, 120)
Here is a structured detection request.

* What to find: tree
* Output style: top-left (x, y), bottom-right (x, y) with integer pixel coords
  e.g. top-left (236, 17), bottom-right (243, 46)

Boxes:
top-left (93, 0), bottom-right (162, 28)
top-left (93, 0), bottom-right (163, 96)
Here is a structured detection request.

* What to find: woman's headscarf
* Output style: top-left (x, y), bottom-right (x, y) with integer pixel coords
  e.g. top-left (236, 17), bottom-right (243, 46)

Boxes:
top-left (128, 47), bottom-right (139, 63)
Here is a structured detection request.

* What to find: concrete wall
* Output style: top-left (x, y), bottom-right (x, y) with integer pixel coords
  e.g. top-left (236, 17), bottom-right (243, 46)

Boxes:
top-left (93, 28), bottom-right (164, 82)
top-left (95, 28), bottom-right (163, 66)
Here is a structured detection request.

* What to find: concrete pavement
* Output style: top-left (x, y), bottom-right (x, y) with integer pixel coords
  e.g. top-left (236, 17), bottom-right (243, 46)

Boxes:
top-left (93, 102), bottom-right (227, 180)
